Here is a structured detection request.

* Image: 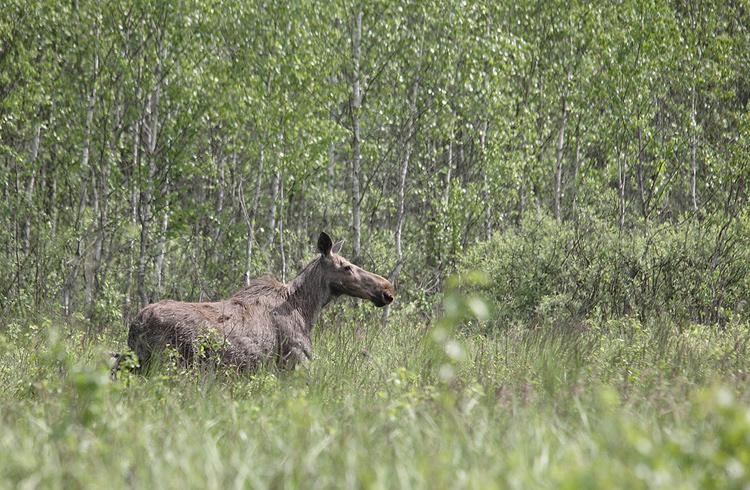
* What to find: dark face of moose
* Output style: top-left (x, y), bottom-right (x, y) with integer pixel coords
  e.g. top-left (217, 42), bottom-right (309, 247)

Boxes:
top-left (317, 232), bottom-right (395, 307)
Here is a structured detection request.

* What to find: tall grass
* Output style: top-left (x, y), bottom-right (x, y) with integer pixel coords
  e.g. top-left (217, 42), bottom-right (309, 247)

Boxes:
top-left (1, 304), bottom-right (749, 489)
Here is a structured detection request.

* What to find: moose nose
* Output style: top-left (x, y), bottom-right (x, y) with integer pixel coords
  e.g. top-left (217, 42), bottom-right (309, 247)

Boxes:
top-left (382, 291), bottom-right (394, 305)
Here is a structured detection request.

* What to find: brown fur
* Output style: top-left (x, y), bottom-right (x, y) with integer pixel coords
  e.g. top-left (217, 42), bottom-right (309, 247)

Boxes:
top-left (120, 233), bottom-right (394, 374)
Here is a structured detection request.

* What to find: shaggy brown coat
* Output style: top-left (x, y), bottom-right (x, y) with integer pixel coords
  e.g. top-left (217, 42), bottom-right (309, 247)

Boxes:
top-left (123, 233), bottom-right (394, 372)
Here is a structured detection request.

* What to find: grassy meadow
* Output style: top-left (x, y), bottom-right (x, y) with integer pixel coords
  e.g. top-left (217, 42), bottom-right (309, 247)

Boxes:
top-left (2, 292), bottom-right (750, 489)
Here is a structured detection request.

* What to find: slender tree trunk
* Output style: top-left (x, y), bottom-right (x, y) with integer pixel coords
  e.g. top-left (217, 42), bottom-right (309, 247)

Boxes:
top-left (137, 63), bottom-right (162, 308)
top-left (618, 151), bottom-right (627, 230)
top-left (517, 180), bottom-right (526, 225)
top-left (240, 148), bottom-right (264, 286)
top-left (571, 125), bottom-right (582, 213)
top-left (383, 80), bottom-right (418, 325)
top-left (24, 124), bottom-right (41, 256)
top-left (480, 22), bottom-right (492, 238)
top-left (636, 126), bottom-right (646, 217)
top-left (350, 10), bottom-right (363, 261)
top-left (10, 158), bottom-right (22, 301)
top-left (217, 155), bottom-right (225, 217)
top-left (690, 88), bottom-right (698, 213)
top-left (4, 164), bottom-right (9, 219)
top-left (214, 152), bottom-right (226, 246)
top-left (81, 49), bottom-right (98, 308)
top-left (324, 143), bottom-right (335, 229)
top-left (63, 49), bottom-right (97, 315)
top-left (155, 180), bottom-right (170, 299)
top-left (480, 119), bottom-right (491, 238)
top-left (123, 90), bottom-right (142, 319)
top-left (92, 164), bottom-right (109, 304)
top-left (88, 89), bottom-right (120, 316)
top-left (441, 124), bottom-right (455, 264)
top-left (63, 176), bottom-right (89, 316)
top-left (425, 140), bottom-right (439, 267)
top-left (50, 171), bottom-right (58, 240)
top-left (266, 170), bottom-right (280, 251)
top-left (99, 91), bottom-right (122, 287)
top-left (137, 164), bottom-right (153, 309)
top-left (554, 97), bottom-right (567, 222)
top-left (688, 9), bottom-right (702, 215)
top-left (47, 98), bottom-right (58, 241)
top-left (324, 105), bottom-right (336, 230)
top-left (85, 169), bottom-right (99, 310)
top-left (443, 122), bottom-right (454, 207)
top-left (279, 179), bottom-right (287, 282)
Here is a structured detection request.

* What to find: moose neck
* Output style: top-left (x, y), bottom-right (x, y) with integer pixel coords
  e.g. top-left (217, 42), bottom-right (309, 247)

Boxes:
top-left (287, 258), bottom-right (330, 333)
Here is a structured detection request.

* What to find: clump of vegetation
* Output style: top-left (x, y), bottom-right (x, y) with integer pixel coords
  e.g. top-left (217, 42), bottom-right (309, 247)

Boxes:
top-left (462, 214), bottom-right (750, 327)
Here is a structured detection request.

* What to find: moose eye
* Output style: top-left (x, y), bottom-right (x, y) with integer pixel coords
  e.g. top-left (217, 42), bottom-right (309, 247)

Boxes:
top-left (343, 265), bottom-right (353, 273)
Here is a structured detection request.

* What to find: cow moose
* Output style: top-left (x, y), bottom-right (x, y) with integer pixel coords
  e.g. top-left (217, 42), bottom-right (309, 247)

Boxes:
top-left (114, 232), bottom-right (394, 375)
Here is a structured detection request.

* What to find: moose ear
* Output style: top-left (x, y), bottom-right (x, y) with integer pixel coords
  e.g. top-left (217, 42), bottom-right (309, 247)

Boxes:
top-left (331, 240), bottom-right (344, 255)
top-left (317, 232), bottom-right (333, 255)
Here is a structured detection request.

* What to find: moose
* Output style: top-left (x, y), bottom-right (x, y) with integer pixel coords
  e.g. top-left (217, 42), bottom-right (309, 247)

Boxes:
top-left (117, 232), bottom-right (395, 374)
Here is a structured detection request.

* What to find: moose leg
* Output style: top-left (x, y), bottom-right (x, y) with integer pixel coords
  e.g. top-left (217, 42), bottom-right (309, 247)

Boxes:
top-left (127, 324), bottom-right (152, 372)
top-left (288, 346), bottom-right (312, 370)
top-left (278, 329), bottom-right (312, 370)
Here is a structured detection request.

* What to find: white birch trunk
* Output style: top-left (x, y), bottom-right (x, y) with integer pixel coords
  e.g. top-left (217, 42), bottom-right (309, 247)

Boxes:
top-left (137, 58), bottom-right (162, 308)
top-left (63, 47), bottom-right (97, 315)
top-left (240, 148), bottom-right (264, 286)
top-left (24, 123), bottom-right (41, 256)
top-left (155, 179), bottom-right (170, 299)
top-left (690, 88), bottom-right (698, 212)
top-left (350, 10), bottom-right (363, 261)
top-left (618, 152), bottom-right (627, 230)
top-left (554, 98), bottom-right (567, 222)
top-left (383, 80), bottom-right (418, 324)
top-left (266, 170), bottom-right (280, 251)
top-left (279, 179), bottom-right (287, 282)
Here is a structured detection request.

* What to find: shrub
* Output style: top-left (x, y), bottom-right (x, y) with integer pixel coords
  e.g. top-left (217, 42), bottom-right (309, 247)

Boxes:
top-left (460, 213), bottom-right (750, 328)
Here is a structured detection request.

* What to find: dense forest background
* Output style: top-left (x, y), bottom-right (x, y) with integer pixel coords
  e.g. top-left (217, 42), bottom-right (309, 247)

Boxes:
top-left (2, 0), bottom-right (749, 326)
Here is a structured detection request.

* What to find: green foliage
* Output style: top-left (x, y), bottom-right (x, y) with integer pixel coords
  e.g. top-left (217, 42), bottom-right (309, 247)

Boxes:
top-left (430, 271), bottom-right (491, 384)
top-left (90, 280), bottom-right (124, 328)
top-left (462, 213), bottom-right (750, 327)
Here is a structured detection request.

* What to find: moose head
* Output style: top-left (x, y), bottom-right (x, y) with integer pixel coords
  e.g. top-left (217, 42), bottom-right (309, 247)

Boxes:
top-left (316, 232), bottom-right (395, 307)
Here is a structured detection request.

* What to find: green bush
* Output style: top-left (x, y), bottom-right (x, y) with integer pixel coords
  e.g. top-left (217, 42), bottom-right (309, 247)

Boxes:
top-left (461, 213), bottom-right (750, 328)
